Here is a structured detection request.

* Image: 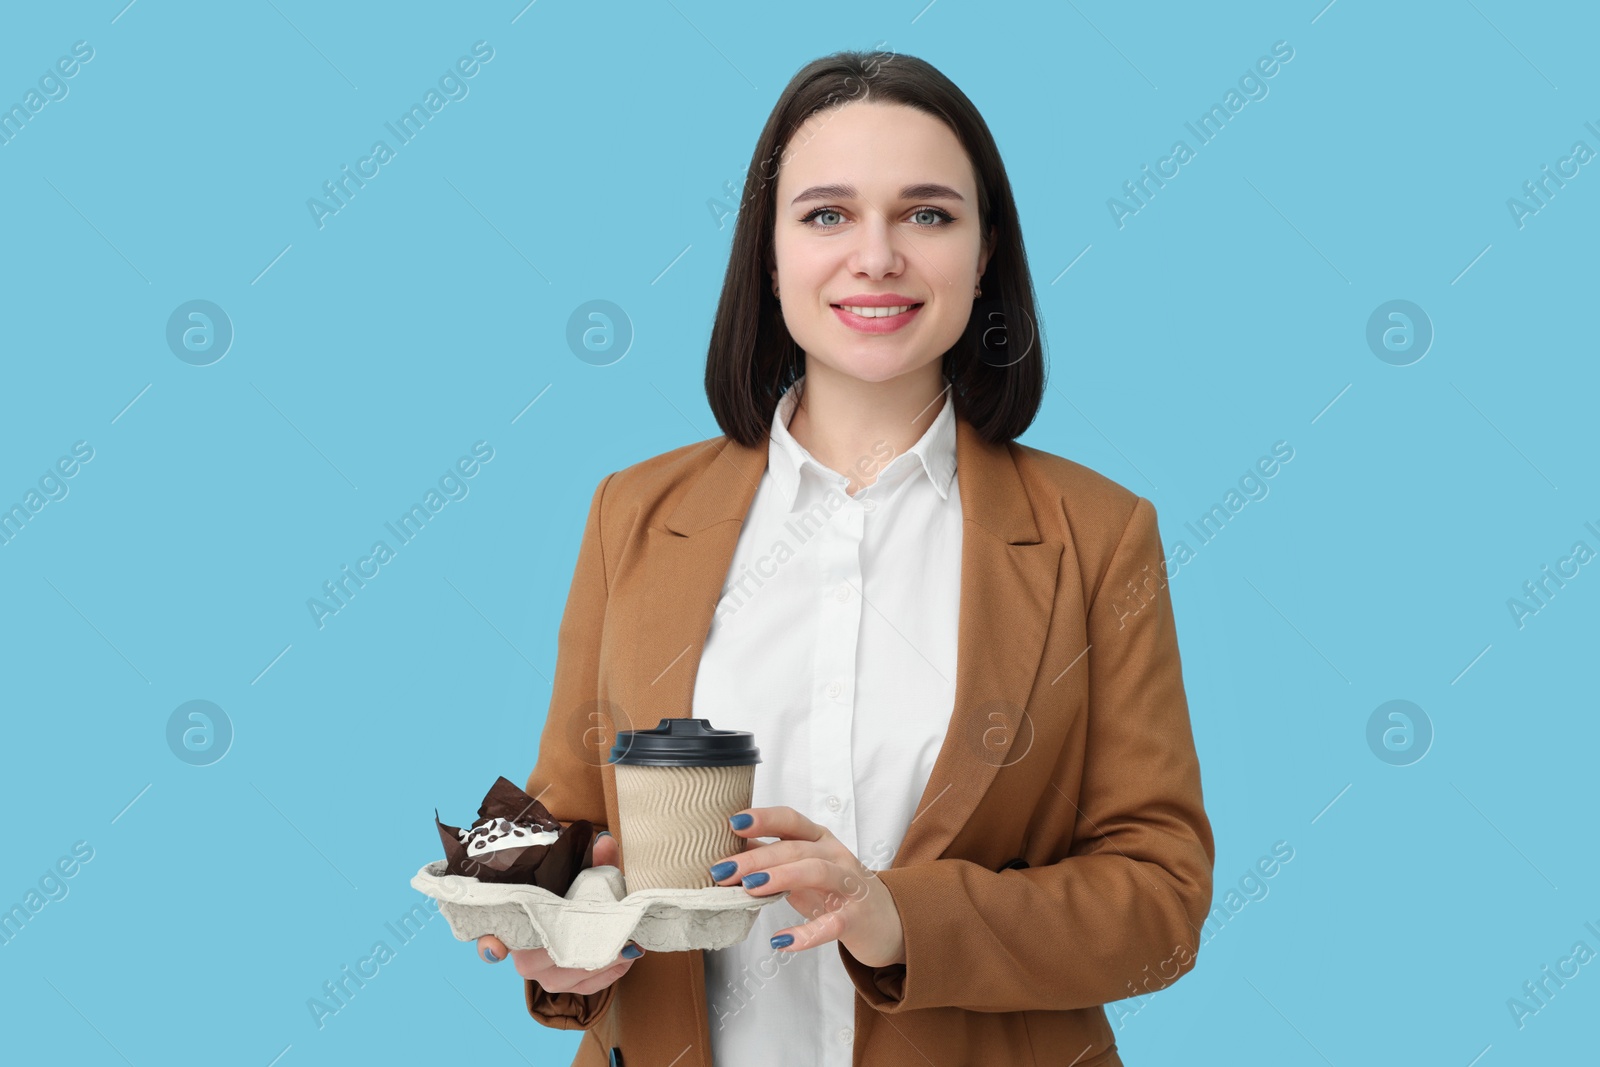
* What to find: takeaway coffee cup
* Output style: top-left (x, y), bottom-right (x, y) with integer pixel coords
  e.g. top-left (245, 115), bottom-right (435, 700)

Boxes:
top-left (609, 718), bottom-right (761, 893)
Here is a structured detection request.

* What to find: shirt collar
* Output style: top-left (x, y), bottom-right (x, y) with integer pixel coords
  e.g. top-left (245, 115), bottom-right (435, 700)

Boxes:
top-left (767, 374), bottom-right (958, 514)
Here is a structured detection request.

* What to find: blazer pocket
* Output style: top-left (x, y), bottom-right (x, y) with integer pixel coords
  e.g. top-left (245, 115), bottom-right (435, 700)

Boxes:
top-left (998, 857), bottom-right (1030, 871)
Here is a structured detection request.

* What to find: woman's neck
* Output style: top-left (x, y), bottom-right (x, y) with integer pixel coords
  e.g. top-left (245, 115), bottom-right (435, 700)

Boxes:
top-left (784, 361), bottom-right (949, 494)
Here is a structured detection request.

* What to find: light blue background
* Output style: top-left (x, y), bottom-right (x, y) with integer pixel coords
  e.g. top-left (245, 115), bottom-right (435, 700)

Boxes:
top-left (2, 1), bottom-right (1595, 1064)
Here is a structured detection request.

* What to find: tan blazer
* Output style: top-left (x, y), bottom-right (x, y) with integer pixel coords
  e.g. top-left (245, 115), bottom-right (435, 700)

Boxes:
top-left (519, 409), bottom-right (1215, 1067)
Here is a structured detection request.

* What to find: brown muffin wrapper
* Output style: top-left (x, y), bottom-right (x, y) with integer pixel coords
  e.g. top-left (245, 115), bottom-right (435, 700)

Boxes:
top-left (435, 775), bottom-right (596, 896)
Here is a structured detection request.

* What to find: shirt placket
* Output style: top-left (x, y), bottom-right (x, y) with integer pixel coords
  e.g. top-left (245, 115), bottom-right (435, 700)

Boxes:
top-left (807, 472), bottom-right (864, 1067)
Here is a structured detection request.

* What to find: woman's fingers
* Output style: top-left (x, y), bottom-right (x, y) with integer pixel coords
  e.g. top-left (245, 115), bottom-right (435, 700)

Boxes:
top-left (474, 831), bottom-right (628, 980)
top-left (708, 839), bottom-right (834, 884)
top-left (564, 954), bottom-right (636, 995)
top-left (503, 942), bottom-right (645, 992)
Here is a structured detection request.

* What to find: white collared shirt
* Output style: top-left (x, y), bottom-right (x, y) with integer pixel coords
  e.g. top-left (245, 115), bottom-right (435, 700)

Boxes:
top-left (692, 374), bottom-right (963, 1065)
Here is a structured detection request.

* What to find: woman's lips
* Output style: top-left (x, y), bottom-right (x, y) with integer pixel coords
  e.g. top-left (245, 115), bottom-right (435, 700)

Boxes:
top-left (830, 303), bottom-right (924, 334)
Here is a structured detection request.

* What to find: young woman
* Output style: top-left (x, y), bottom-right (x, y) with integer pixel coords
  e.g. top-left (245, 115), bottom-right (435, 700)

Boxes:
top-left (474, 50), bottom-right (1214, 1067)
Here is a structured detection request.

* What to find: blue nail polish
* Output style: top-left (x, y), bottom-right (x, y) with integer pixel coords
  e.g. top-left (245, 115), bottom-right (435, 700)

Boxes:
top-left (729, 812), bottom-right (753, 830)
top-left (621, 942), bottom-right (644, 959)
top-left (482, 946), bottom-right (500, 962)
top-left (709, 861), bottom-right (738, 881)
top-left (742, 871), bottom-right (770, 888)
top-left (770, 933), bottom-right (794, 949)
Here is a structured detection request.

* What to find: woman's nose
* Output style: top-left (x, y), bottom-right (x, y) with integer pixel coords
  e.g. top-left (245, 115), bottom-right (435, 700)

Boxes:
top-left (847, 213), bottom-right (904, 274)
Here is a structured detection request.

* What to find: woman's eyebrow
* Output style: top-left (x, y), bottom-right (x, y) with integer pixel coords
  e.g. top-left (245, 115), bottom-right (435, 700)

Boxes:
top-left (789, 182), bottom-right (966, 206)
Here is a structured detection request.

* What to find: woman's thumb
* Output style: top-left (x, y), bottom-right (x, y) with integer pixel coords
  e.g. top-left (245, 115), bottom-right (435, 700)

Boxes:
top-left (593, 830), bottom-right (620, 868)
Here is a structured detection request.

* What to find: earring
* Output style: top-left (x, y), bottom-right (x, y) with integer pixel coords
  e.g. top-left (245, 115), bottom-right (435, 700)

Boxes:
top-left (974, 284), bottom-right (982, 298)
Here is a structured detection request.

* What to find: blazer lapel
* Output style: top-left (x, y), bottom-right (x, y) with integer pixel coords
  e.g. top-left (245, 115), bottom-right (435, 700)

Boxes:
top-left (620, 412), bottom-right (1060, 868)
top-left (892, 421), bottom-right (1061, 868)
top-left (622, 439), bottom-right (768, 727)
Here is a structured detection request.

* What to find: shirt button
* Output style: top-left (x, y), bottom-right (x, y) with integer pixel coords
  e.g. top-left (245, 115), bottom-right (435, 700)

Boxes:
top-left (826, 795), bottom-right (843, 813)
top-left (839, 1026), bottom-right (854, 1043)
top-left (862, 499), bottom-right (877, 512)
top-left (835, 582), bottom-right (851, 602)
top-left (825, 680), bottom-right (842, 699)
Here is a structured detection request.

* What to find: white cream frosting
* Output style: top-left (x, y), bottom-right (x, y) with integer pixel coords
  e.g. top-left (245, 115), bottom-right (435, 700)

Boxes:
top-left (459, 816), bottom-right (560, 856)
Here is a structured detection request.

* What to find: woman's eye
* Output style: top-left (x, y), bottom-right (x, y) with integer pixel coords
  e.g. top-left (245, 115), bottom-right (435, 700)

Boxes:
top-left (911, 207), bottom-right (955, 226)
top-left (798, 206), bottom-right (956, 229)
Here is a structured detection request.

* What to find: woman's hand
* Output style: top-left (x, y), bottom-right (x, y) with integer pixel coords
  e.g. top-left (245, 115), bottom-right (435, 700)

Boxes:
top-left (475, 832), bottom-right (644, 994)
top-left (710, 806), bottom-right (906, 968)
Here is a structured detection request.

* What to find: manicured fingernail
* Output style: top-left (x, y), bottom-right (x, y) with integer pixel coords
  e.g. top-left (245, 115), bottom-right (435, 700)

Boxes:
top-left (621, 942), bottom-right (644, 959)
top-left (598, 831), bottom-right (613, 839)
top-left (709, 861), bottom-right (737, 881)
top-left (741, 871), bottom-right (770, 889)
top-left (770, 933), bottom-right (794, 949)
top-left (481, 946), bottom-right (500, 962)
top-left (729, 813), bottom-right (753, 830)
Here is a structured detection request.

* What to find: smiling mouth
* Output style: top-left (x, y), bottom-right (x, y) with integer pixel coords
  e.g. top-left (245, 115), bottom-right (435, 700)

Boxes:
top-left (831, 303), bottom-right (924, 318)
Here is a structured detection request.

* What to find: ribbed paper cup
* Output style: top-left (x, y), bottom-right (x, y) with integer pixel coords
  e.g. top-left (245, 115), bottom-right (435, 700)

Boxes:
top-left (609, 718), bottom-right (762, 895)
top-left (613, 763), bottom-right (754, 892)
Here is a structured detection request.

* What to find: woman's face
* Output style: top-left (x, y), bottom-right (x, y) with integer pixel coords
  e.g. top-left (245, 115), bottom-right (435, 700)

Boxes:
top-left (771, 99), bottom-right (993, 386)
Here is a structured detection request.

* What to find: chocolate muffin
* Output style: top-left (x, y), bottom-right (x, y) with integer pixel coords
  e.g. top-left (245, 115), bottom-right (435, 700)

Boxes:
top-left (434, 775), bottom-right (596, 895)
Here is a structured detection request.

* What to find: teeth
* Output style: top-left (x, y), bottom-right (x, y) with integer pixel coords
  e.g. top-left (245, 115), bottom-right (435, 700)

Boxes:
top-left (840, 304), bottom-right (915, 317)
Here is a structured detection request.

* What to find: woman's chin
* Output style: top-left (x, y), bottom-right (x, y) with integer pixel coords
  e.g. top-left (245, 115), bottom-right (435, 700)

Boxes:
top-left (801, 347), bottom-right (947, 386)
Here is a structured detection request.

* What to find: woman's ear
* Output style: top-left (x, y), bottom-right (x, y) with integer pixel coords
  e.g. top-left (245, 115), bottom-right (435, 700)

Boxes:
top-left (978, 225), bottom-right (997, 280)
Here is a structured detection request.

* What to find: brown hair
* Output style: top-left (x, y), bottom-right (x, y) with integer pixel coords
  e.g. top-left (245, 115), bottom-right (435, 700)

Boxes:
top-left (704, 48), bottom-right (1047, 447)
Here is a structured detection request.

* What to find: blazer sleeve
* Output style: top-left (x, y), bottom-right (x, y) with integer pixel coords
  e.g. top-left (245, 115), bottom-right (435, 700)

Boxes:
top-left (838, 495), bottom-right (1216, 1013)
top-left (520, 472), bottom-right (622, 1030)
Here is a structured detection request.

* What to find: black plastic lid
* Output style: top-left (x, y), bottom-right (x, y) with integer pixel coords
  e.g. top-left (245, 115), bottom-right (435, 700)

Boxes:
top-left (608, 718), bottom-right (761, 768)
